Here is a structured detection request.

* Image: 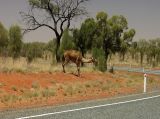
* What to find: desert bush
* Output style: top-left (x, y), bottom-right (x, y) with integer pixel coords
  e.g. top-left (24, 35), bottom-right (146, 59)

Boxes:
top-left (0, 90), bottom-right (3, 94)
top-left (23, 90), bottom-right (41, 99)
top-left (22, 42), bottom-right (46, 63)
top-left (101, 84), bottom-right (110, 91)
top-left (0, 22), bottom-right (9, 56)
top-left (41, 88), bottom-right (56, 98)
top-left (92, 48), bottom-right (107, 72)
top-left (32, 81), bottom-right (40, 89)
top-left (11, 86), bottom-right (18, 91)
top-left (65, 85), bottom-right (74, 96)
top-left (85, 82), bottom-right (92, 88)
top-left (0, 82), bottom-right (5, 88)
top-left (2, 95), bottom-right (10, 102)
top-left (8, 25), bottom-right (22, 59)
top-left (59, 29), bottom-right (76, 60)
top-left (63, 84), bottom-right (84, 96)
top-left (1, 95), bottom-right (18, 103)
top-left (74, 83), bottom-right (84, 94)
top-left (32, 91), bottom-right (40, 98)
top-left (20, 89), bottom-right (24, 93)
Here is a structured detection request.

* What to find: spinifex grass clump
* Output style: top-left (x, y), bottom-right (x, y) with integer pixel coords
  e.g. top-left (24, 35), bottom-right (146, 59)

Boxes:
top-left (41, 88), bottom-right (56, 98)
top-left (32, 81), bottom-right (40, 89)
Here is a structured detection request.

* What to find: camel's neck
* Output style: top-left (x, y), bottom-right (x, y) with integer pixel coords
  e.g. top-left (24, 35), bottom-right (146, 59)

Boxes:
top-left (82, 58), bottom-right (93, 63)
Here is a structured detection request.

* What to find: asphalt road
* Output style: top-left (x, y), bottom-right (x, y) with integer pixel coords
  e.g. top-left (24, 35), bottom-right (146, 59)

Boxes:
top-left (113, 66), bottom-right (160, 75)
top-left (0, 91), bottom-right (160, 119)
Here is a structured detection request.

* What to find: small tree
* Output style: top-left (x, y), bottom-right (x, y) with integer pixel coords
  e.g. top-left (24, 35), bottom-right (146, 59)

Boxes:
top-left (137, 39), bottom-right (148, 66)
top-left (60, 29), bottom-right (75, 57)
top-left (92, 48), bottom-right (107, 72)
top-left (129, 42), bottom-right (137, 60)
top-left (9, 25), bottom-right (22, 60)
top-left (147, 39), bottom-right (160, 67)
top-left (95, 12), bottom-right (135, 69)
top-left (24, 42), bottom-right (45, 63)
top-left (73, 18), bottom-right (96, 57)
top-left (21, 0), bottom-right (89, 62)
top-left (120, 29), bottom-right (136, 61)
top-left (0, 22), bottom-right (9, 56)
top-left (45, 40), bottom-right (56, 62)
top-left (26, 46), bottom-right (34, 64)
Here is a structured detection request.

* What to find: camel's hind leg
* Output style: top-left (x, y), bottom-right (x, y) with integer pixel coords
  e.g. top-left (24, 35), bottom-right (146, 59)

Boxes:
top-left (77, 66), bottom-right (80, 76)
top-left (62, 63), bottom-right (65, 73)
top-left (76, 63), bottom-right (80, 77)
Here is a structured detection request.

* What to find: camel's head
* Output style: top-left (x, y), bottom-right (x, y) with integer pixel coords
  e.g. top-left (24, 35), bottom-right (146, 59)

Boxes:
top-left (90, 57), bottom-right (98, 66)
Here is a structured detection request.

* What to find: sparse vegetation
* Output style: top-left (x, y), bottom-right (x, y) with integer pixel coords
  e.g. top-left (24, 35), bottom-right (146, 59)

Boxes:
top-left (42, 88), bottom-right (56, 98)
top-left (9, 25), bottom-right (22, 60)
top-left (11, 86), bottom-right (18, 91)
top-left (92, 48), bottom-right (107, 72)
top-left (32, 81), bottom-right (40, 89)
top-left (1, 95), bottom-right (18, 103)
top-left (64, 85), bottom-right (74, 96)
top-left (0, 83), bottom-right (5, 88)
top-left (0, 71), bottom-right (159, 110)
top-left (0, 0), bottom-right (160, 112)
top-left (101, 84), bottom-right (110, 91)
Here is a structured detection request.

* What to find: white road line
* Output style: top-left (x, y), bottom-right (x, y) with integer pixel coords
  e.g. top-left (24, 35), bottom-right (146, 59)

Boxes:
top-left (16, 94), bottom-right (160, 119)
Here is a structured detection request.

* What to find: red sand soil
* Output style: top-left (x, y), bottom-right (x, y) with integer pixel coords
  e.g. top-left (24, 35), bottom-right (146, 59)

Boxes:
top-left (0, 71), bottom-right (159, 111)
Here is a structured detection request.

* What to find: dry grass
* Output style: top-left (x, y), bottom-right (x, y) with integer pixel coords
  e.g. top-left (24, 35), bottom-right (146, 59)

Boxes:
top-left (0, 55), bottom-right (159, 74)
top-left (21, 87), bottom-right (56, 100)
top-left (11, 86), bottom-right (18, 91)
top-left (1, 95), bottom-right (18, 104)
top-left (108, 53), bottom-right (160, 68)
top-left (32, 81), bottom-right (40, 89)
top-left (0, 57), bottom-right (96, 73)
top-left (0, 72), bottom-right (159, 110)
top-left (0, 56), bottom-right (159, 109)
top-left (0, 57), bottom-right (54, 73)
top-left (0, 83), bottom-right (5, 88)
top-left (41, 87), bottom-right (56, 98)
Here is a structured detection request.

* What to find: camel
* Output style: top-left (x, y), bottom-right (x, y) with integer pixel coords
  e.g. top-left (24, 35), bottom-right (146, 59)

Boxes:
top-left (62, 50), bottom-right (97, 76)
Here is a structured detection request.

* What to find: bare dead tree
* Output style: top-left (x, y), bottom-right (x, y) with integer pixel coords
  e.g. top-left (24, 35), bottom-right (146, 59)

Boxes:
top-left (20, 0), bottom-right (89, 61)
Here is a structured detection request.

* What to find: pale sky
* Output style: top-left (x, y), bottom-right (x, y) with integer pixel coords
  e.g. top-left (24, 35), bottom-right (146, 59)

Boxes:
top-left (0, 0), bottom-right (160, 42)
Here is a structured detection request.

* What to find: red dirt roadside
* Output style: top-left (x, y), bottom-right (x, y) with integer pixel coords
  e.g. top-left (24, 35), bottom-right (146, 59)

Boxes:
top-left (0, 71), bottom-right (159, 111)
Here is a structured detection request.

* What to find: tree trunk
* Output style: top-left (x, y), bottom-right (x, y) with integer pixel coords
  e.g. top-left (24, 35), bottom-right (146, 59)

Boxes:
top-left (55, 38), bottom-right (61, 62)
top-left (131, 53), bottom-right (134, 60)
top-left (105, 52), bottom-right (109, 70)
top-left (140, 53), bottom-right (144, 66)
top-left (122, 52), bottom-right (125, 61)
top-left (80, 47), bottom-right (84, 66)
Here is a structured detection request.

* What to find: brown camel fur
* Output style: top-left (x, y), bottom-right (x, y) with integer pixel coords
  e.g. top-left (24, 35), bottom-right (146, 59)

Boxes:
top-left (62, 50), bottom-right (97, 76)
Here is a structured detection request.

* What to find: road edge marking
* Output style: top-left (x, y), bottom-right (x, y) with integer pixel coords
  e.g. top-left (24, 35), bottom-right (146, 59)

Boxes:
top-left (16, 94), bottom-right (160, 119)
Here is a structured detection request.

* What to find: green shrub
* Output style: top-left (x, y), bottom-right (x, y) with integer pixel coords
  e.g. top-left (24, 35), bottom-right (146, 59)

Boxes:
top-left (92, 48), bottom-right (107, 72)
top-left (32, 91), bottom-right (40, 98)
top-left (59, 29), bottom-right (76, 60)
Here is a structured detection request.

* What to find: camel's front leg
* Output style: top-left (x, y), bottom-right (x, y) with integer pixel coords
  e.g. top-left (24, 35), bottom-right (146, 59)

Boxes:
top-left (62, 59), bottom-right (69, 73)
top-left (62, 63), bottom-right (65, 73)
top-left (77, 64), bottom-right (80, 77)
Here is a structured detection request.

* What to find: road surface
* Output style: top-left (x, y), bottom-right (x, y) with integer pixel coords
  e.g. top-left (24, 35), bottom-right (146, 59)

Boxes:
top-left (113, 66), bottom-right (160, 75)
top-left (0, 91), bottom-right (160, 119)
